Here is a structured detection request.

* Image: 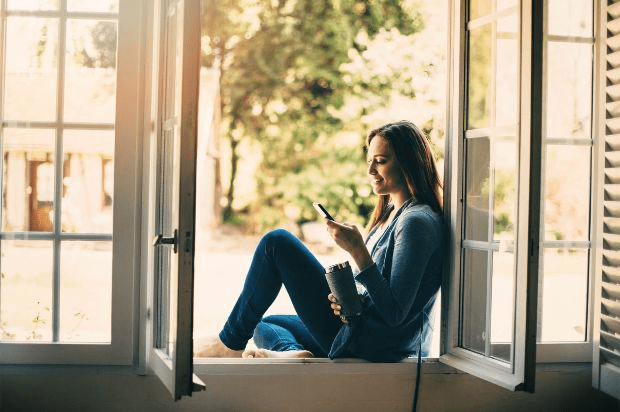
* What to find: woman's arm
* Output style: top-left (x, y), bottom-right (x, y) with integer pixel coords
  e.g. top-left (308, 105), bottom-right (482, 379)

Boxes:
top-left (355, 211), bottom-right (442, 326)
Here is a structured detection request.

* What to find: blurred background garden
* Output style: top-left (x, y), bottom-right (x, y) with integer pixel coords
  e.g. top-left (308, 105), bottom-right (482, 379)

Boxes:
top-left (193, 0), bottom-right (448, 353)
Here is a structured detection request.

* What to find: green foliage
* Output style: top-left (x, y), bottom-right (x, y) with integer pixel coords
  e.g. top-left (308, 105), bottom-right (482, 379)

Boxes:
top-left (494, 212), bottom-right (512, 234)
top-left (493, 170), bottom-right (515, 234)
top-left (468, 25), bottom-right (492, 128)
top-left (202, 0), bottom-right (435, 231)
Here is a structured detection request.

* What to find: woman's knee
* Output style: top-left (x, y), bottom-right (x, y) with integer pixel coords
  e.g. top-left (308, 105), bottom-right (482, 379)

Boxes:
top-left (259, 228), bottom-right (296, 250)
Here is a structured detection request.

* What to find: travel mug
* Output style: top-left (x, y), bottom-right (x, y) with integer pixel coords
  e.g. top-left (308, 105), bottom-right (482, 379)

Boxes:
top-left (325, 261), bottom-right (362, 317)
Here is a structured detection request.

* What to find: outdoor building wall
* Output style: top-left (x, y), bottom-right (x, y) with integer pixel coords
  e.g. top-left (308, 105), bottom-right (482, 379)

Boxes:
top-left (1, 365), bottom-right (618, 412)
top-left (4, 152), bottom-right (27, 231)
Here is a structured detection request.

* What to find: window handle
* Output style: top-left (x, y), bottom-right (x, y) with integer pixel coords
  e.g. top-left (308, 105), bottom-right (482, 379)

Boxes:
top-left (153, 229), bottom-right (178, 253)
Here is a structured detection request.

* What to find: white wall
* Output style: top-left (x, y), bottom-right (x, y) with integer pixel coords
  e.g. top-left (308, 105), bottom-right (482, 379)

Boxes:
top-left (1, 364), bottom-right (619, 412)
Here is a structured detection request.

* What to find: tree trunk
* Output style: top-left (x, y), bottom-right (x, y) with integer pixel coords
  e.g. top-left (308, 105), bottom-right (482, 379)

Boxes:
top-left (222, 136), bottom-right (239, 222)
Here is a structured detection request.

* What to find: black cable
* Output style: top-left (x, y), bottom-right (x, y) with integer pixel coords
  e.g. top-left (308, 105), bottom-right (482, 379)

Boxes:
top-left (412, 323), bottom-right (423, 412)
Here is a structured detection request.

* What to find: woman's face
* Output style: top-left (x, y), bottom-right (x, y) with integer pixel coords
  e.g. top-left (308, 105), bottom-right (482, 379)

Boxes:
top-left (366, 135), bottom-right (408, 199)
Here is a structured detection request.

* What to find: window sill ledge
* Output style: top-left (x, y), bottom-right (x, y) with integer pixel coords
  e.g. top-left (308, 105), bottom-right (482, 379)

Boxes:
top-left (192, 357), bottom-right (458, 376)
top-left (192, 357), bottom-right (594, 376)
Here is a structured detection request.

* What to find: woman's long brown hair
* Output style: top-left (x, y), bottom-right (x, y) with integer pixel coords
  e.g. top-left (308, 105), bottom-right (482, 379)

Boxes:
top-left (365, 120), bottom-right (443, 232)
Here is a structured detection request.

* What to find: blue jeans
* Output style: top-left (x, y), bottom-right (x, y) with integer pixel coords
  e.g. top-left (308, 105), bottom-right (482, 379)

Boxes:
top-left (218, 229), bottom-right (342, 356)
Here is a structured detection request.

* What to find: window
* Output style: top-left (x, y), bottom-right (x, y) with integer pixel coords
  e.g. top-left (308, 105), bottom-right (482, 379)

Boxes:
top-left (142, 0), bottom-right (205, 399)
top-left (442, 0), bottom-right (618, 399)
top-left (537, 0), bottom-right (595, 362)
top-left (442, 0), bottom-right (536, 391)
top-left (0, 0), bottom-right (141, 364)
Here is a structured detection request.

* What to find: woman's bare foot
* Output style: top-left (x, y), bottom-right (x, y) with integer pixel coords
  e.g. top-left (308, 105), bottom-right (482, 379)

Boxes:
top-left (242, 347), bottom-right (313, 359)
top-left (193, 336), bottom-right (243, 358)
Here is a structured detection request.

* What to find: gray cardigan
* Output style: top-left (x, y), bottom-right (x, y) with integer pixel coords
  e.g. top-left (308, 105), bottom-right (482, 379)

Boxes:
top-left (328, 198), bottom-right (444, 362)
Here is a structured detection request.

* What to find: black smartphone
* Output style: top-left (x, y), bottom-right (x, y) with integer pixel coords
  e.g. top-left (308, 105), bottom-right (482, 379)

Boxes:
top-left (313, 202), bottom-right (334, 221)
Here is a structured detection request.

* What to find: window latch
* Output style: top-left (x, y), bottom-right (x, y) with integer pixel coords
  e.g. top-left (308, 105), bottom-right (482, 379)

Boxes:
top-left (153, 229), bottom-right (178, 253)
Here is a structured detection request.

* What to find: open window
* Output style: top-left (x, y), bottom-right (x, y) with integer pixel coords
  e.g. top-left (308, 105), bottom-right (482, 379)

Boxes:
top-left (443, 0), bottom-right (619, 400)
top-left (142, 0), bottom-right (205, 400)
top-left (440, 0), bottom-right (538, 391)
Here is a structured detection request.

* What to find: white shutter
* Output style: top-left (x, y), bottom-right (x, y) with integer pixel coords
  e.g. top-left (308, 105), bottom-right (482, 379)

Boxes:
top-left (594, 0), bottom-right (620, 401)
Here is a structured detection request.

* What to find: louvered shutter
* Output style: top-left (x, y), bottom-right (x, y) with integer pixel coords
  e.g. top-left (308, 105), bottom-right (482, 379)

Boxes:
top-left (594, 0), bottom-right (620, 400)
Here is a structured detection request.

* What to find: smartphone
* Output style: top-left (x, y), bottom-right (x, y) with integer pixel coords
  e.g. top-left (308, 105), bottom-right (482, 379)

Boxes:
top-left (313, 202), bottom-right (334, 221)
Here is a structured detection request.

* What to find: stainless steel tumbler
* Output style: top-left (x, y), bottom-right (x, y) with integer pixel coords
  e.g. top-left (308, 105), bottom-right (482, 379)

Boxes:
top-left (325, 261), bottom-right (362, 317)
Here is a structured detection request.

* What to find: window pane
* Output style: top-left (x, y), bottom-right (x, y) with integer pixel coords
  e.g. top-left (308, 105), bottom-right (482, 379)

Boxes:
top-left (546, 42), bottom-right (592, 140)
top-left (540, 248), bottom-right (588, 342)
top-left (59, 241), bottom-right (112, 342)
top-left (469, 0), bottom-right (492, 20)
top-left (0, 240), bottom-right (53, 342)
top-left (465, 137), bottom-right (490, 241)
top-left (462, 248), bottom-right (488, 355)
top-left (496, 13), bottom-right (519, 127)
top-left (468, 24), bottom-right (493, 129)
top-left (544, 145), bottom-right (591, 241)
top-left (494, 139), bottom-right (517, 242)
top-left (497, 0), bottom-right (518, 12)
top-left (6, 0), bottom-right (58, 11)
top-left (490, 249), bottom-right (515, 362)
top-left (67, 0), bottom-right (119, 13)
top-left (62, 130), bottom-right (114, 234)
top-left (2, 128), bottom-right (56, 232)
top-left (64, 19), bottom-right (118, 123)
top-left (548, 0), bottom-right (593, 37)
top-left (4, 17), bottom-right (59, 122)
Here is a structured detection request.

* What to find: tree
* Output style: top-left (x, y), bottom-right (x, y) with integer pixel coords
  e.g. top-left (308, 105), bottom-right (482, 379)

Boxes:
top-left (201, 0), bottom-right (428, 230)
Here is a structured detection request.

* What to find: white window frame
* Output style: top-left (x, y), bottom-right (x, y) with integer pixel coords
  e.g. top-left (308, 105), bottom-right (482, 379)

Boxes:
top-left (535, 0), bottom-right (598, 364)
top-left (0, 0), bottom-right (144, 365)
top-left (442, 1), bottom-right (604, 380)
top-left (439, 0), bottom-right (540, 391)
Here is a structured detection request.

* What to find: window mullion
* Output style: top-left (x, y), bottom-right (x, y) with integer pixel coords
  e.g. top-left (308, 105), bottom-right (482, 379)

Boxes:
top-left (51, 0), bottom-right (68, 343)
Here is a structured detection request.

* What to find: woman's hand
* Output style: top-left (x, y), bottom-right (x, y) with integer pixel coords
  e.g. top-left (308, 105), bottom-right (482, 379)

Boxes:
top-left (325, 220), bottom-right (373, 271)
top-left (328, 293), bottom-right (348, 324)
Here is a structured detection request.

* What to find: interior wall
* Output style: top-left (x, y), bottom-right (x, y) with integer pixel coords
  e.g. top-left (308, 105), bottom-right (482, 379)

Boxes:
top-left (1, 365), bottom-right (619, 412)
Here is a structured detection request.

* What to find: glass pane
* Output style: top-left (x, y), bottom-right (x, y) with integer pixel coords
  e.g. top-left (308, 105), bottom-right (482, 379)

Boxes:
top-left (165, 11), bottom-right (178, 120)
top-left (544, 145), bottom-right (591, 241)
top-left (64, 19), bottom-right (118, 123)
top-left (67, 0), bottom-right (119, 13)
top-left (0, 240), bottom-right (53, 342)
top-left (462, 248), bottom-right (488, 355)
top-left (540, 248), bottom-right (588, 342)
top-left (496, 13), bottom-right (519, 128)
top-left (490, 249), bottom-right (515, 362)
top-left (59, 241), bottom-right (112, 342)
top-left (4, 17), bottom-right (59, 122)
top-left (468, 24), bottom-right (493, 129)
top-left (465, 137), bottom-right (491, 241)
top-left (62, 131), bottom-right (114, 234)
top-left (497, 0), bottom-right (518, 12)
top-left (154, 129), bottom-right (177, 356)
top-left (494, 139), bottom-right (517, 242)
top-left (548, 0), bottom-right (593, 38)
top-left (2, 128), bottom-right (56, 232)
top-left (470, 0), bottom-right (492, 20)
top-left (546, 42), bottom-right (593, 140)
top-left (6, 0), bottom-right (58, 10)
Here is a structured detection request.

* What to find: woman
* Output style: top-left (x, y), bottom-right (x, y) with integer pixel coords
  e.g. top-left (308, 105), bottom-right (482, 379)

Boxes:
top-left (195, 120), bottom-right (444, 362)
